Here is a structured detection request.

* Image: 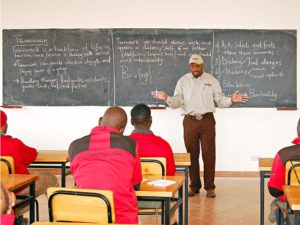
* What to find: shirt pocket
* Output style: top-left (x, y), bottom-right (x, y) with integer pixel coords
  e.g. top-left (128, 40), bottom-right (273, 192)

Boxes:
top-left (203, 83), bottom-right (214, 103)
top-left (204, 83), bottom-right (213, 93)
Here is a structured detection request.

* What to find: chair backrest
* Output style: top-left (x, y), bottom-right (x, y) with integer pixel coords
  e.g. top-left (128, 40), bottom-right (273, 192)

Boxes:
top-left (140, 157), bottom-right (166, 175)
top-left (0, 156), bottom-right (15, 174)
top-left (285, 160), bottom-right (300, 185)
top-left (47, 187), bottom-right (115, 224)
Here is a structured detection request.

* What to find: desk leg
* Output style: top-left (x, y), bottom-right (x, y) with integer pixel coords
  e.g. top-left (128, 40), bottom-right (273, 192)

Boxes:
top-left (176, 166), bottom-right (188, 225)
top-left (260, 171), bottom-right (265, 225)
top-left (179, 185), bottom-right (183, 225)
top-left (161, 201), bottom-right (165, 225)
top-left (61, 163), bottom-right (66, 187)
top-left (184, 167), bottom-right (188, 225)
top-left (296, 211), bottom-right (300, 225)
top-left (29, 181), bottom-right (35, 224)
top-left (165, 198), bottom-right (170, 225)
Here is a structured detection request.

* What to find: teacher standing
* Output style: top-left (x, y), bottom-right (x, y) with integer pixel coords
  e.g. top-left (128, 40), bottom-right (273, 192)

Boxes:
top-left (152, 54), bottom-right (249, 198)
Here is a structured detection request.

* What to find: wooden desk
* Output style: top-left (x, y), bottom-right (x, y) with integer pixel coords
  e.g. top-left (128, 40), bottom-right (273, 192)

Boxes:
top-left (283, 186), bottom-right (300, 224)
top-left (258, 158), bottom-right (273, 225)
top-left (174, 153), bottom-right (190, 225)
top-left (137, 175), bottom-right (185, 225)
top-left (2, 174), bottom-right (38, 224)
top-left (29, 150), bottom-right (69, 187)
top-left (174, 153), bottom-right (191, 167)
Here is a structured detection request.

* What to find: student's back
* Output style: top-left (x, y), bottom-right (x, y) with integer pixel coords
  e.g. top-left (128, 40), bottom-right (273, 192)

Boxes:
top-left (0, 110), bottom-right (58, 197)
top-left (130, 103), bottom-right (176, 176)
top-left (130, 132), bottom-right (176, 176)
top-left (68, 107), bottom-right (142, 224)
top-left (1, 135), bottom-right (37, 174)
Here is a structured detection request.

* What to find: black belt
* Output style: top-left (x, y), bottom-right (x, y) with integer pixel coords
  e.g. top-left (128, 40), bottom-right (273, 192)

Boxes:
top-left (185, 113), bottom-right (213, 120)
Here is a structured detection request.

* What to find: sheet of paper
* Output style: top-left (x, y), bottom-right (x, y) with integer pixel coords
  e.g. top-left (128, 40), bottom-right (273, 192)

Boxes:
top-left (147, 179), bottom-right (176, 187)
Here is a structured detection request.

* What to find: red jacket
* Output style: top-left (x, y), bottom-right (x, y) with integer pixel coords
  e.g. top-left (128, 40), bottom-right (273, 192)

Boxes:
top-left (69, 126), bottom-right (142, 224)
top-left (268, 137), bottom-right (300, 201)
top-left (0, 134), bottom-right (37, 174)
top-left (1, 214), bottom-right (15, 225)
top-left (130, 131), bottom-right (176, 176)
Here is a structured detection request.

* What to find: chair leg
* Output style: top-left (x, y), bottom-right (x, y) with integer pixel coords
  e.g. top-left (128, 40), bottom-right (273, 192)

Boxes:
top-left (34, 199), bottom-right (39, 221)
top-left (155, 208), bottom-right (158, 225)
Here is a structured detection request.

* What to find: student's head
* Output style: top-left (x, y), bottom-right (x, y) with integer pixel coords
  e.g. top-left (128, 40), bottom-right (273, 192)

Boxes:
top-left (1, 182), bottom-right (10, 215)
top-left (0, 110), bottom-right (8, 134)
top-left (130, 103), bottom-right (152, 130)
top-left (297, 118), bottom-right (300, 137)
top-left (99, 106), bottom-right (127, 134)
top-left (189, 54), bottom-right (204, 78)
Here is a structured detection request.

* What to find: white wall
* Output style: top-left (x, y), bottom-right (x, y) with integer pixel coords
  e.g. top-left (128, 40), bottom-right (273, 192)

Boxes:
top-left (1, 0), bottom-right (300, 171)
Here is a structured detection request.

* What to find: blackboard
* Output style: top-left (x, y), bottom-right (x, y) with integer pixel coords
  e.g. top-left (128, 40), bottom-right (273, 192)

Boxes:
top-left (3, 29), bottom-right (297, 107)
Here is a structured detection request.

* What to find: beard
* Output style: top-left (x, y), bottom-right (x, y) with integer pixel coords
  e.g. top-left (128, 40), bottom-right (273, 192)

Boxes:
top-left (192, 71), bottom-right (202, 78)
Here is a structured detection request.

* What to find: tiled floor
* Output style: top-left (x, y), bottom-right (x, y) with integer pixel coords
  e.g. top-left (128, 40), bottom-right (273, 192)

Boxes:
top-left (31, 176), bottom-right (274, 225)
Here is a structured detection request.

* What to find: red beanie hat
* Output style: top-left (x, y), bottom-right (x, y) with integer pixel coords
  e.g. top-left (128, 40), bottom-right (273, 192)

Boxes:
top-left (0, 110), bottom-right (8, 128)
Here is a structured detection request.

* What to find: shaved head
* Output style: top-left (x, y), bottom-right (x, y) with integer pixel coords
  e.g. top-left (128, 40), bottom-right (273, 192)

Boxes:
top-left (100, 106), bottom-right (128, 132)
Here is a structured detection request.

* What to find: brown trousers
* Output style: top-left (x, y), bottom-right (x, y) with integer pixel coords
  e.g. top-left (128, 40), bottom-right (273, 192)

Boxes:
top-left (183, 113), bottom-right (216, 191)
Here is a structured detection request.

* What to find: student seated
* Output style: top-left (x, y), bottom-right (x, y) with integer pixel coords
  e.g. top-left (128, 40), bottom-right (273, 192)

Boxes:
top-left (130, 103), bottom-right (176, 176)
top-left (0, 110), bottom-right (58, 197)
top-left (268, 117), bottom-right (300, 224)
top-left (68, 106), bottom-right (142, 224)
top-left (1, 182), bottom-right (16, 225)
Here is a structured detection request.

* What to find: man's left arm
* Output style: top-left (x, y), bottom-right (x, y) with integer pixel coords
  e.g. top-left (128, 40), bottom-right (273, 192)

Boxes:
top-left (17, 139), bottom-right (37, 165)
top-left (213, 79), bottom-right (249, 107)
top-left (213, 79), bottom-right (232, 108)
top-left (268, 154), bottom-right (285, 198)
top-left (163, 141), bottom-right (176, 176)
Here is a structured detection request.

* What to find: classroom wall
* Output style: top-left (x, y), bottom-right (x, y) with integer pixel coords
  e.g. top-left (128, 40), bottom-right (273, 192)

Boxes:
top-left (1, 0), bottom-right (300, 171)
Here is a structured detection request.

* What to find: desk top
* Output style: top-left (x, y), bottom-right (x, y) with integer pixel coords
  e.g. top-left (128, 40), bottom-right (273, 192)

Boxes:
top-left (32, 222), bottom-right (153, 225)
top-left (174, 153), bottom-right (191, 166)
top-left (258, 158), bottom-right (273, 171)
top-left (35, 150), bottom-right (69, 163)
top-left (36, 151), bottom-right (189, 166)
top-left (2, 174), bottom-right (38, 192)
top-left (283, 185), bottom-right (300, 210)
top-left (136, 175), bottom-right (185, 198)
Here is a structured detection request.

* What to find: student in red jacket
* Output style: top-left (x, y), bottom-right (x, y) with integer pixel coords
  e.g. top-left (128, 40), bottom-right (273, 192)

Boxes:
top-left (68, 106), bottom-right (142, 224)
top-left (130, 103), bottom-right (176, 176)
top-left (0, 110), bottom-right (58, 197)
top-left (1, 182), bottom-right (15, 225)
top-left (268, 118), bottom-right (300, 224)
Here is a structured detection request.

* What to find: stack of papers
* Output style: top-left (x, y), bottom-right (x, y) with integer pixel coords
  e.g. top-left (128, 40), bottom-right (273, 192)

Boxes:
top-left (147, 179), bottom-right (176, 187)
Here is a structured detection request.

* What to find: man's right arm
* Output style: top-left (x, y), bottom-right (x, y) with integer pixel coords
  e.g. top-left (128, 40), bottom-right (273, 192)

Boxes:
top-left (152, 80), bottom-right (184, 109)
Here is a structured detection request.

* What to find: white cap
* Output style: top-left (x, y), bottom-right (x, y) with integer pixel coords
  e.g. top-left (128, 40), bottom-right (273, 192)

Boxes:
top-left (189, 54), bottom-right (203, 65)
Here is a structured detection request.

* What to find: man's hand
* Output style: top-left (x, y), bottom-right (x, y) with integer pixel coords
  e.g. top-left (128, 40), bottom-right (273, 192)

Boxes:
top-left (231, 91), bottom-right (249, 103)
top-left (151, 90), bottom-right (168, 101)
